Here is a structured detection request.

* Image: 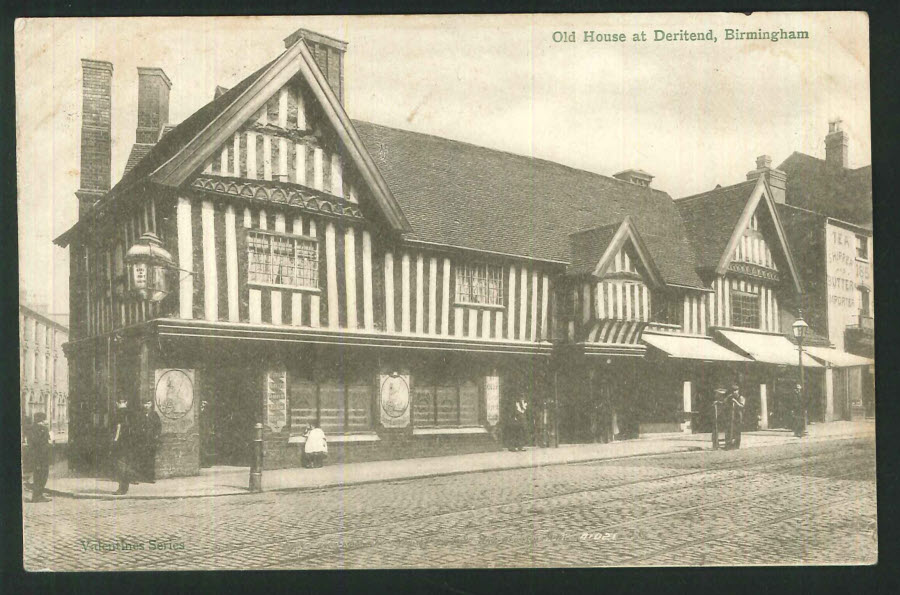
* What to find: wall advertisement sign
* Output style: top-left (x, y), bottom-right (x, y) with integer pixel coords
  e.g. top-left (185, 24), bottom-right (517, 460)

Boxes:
top-left (485, 375), bottom-right (500, 426)
top-left (380, 373), bottom-right (411, 428)
top-left (265, 370), bottom-right (288, 433)
top-left (825, 223), bottom-right (872, 350)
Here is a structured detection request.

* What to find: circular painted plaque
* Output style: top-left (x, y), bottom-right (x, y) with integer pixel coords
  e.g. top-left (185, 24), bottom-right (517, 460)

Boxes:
top-left (380, 375), bottom-right (410, 419)
top-left (155, 369), bottom-right (194, 420)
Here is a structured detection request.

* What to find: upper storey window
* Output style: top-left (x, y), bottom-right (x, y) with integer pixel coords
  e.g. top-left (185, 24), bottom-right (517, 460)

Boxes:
top-left (247, 230), bottom-right (319, 290)
top-left (730, 289), bottom-right (760, 329)
top-left (455, 263), bottom-right (504, 306)
top-left (856, 234), bottom-right (869, 261)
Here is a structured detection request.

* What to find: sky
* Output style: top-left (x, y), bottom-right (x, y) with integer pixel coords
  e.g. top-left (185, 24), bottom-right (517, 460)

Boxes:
top-left (15, 13), bottom-right (870, 324)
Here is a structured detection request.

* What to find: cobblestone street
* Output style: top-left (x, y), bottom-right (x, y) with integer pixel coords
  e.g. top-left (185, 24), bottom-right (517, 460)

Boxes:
top-left (23, 435), bottom-right (877, 570)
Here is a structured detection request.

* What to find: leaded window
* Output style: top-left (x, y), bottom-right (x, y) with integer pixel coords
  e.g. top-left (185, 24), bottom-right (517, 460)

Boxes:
top-left (413, 379), bottom-right (480, 428)
top-left (288, 376), bottom-right (372, 436)
top-left (730, 289), bottom-right (760, 329)
top-left (247, 230), bottom-right (319, 289)
top-left (455, 263), bottom-right (503, 306)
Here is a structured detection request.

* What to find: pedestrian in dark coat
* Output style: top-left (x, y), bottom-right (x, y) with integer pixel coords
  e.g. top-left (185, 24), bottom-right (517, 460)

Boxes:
top-left (725, 384), bottom-right (745, 449)
top-left (508, 396), bottom-right (528, 451)
top-left (111, 400), bottom-right (138, 495)
top-left (138, 400), bottom-right (162, 483)
top-left (27, 412), bottom-right (51, 503)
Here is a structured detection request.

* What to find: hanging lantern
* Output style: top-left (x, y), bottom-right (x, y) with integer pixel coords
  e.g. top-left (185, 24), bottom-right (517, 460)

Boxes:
top-left (125, 232), bottom-right (175, 303)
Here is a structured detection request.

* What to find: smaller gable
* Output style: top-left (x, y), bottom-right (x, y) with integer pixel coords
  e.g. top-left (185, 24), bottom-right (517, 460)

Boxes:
top-left (568, 217), bottom-right (664, 288)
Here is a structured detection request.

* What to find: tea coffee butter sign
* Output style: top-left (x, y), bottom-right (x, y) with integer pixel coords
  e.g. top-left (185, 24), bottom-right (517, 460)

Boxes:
top-left (380, 373), bottom-right (411, 428)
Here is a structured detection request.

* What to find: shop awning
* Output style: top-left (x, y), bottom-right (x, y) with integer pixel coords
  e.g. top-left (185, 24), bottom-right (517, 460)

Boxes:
top-left (804, 346), bottom-right (874, 368)
top-left (716, 329), bottom-right (822, 368)
top-left (576, 319), bottom-right (648, 357)
top-left (642, 332), bottom-right (749, 362)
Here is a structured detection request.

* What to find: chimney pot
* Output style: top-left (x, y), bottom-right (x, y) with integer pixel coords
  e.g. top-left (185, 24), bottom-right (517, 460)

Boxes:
top-left (825, 118), bottom-right (849, 169)
top-left (746, 154), bottom-right (786, 204)
top-left (756, 155), bottom-right (772, 169)
top-left (612, 168), bottom-right (653, 187)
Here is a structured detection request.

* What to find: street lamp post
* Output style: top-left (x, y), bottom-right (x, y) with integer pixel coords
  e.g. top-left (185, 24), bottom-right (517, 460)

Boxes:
top-left (792, 316), bottom-right (810, 437)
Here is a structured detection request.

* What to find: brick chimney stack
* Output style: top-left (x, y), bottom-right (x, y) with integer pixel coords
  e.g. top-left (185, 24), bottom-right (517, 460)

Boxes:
top-left (746, 154), bottom-right (787, 204)
top-left (136, 67), bottom-right (172, 144)
top-left (76, 59), bottom-right (114, 219)
top-left (284, 28), bottom-right (348, 104)
top-left (825, 118), bottom-right (849, 169)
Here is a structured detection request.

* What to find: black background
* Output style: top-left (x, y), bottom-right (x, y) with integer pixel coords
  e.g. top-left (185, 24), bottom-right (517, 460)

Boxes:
top-left (1, 1), bottom-right (897, 593)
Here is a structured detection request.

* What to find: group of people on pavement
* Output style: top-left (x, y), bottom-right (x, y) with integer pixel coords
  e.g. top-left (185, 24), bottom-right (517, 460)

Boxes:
top-left (713, 384), bottom-right (746, 450)
top-left (110, 399), bottom-right (162, 495)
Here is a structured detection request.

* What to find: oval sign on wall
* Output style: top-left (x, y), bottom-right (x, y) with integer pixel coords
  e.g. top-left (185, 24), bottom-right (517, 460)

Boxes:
top-left (155, 369), bottom-right (195, 421)
top-left (380, 374), bottom-right (410, 428)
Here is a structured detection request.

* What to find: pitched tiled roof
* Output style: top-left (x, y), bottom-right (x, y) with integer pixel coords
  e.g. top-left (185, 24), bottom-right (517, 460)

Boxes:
top-left (568, 223), bottom-right (621, 277)
top-left (123, 143), bottom-right (154, 176)
top-left (777, 152), bottom-right (872, 227)
top-left (675, 181), bottom-right (757, 272)
top-left (353, 121), bottom-right (705, 288)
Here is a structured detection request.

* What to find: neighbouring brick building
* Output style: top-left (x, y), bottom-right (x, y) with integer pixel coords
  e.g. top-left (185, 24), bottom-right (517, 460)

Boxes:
top-left (56, 27), bottom-right (841, 479)
top-left (775, 120), bottom-right (875, 419)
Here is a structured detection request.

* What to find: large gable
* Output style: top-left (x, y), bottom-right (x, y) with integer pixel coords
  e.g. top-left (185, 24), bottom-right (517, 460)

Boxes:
top-left (678, 177), bottom-right (802, 293)
top-left (353, 121), bottom-right (705, 289)
top-left (56, 33), bottom-right (411, 248)
top-left (676, 181), bottom-right (756, 272)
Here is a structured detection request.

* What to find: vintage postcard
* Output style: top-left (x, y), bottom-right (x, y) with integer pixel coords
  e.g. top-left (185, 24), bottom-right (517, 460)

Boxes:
top-left (17, 13), bottom-right (875, 570)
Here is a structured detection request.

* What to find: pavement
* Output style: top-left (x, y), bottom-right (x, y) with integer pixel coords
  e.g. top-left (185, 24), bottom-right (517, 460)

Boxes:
top-left (37, 420), bottom-right (874, 501)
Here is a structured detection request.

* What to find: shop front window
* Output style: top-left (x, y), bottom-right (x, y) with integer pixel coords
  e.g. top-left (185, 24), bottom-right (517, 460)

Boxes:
top-left (289, 375), bottom-right (372, 436)
top-left (413, 378), bottom-right (480, 428)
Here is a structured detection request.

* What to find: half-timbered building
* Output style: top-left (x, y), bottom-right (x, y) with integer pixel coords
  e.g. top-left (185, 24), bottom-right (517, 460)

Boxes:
top-left (56, 27), bottom-right (814, 478)
top-left (676, 167), bottom-right (823, 430)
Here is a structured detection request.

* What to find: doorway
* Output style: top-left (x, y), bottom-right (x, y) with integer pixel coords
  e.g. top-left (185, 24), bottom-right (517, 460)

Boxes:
top-left (201, 367), bottom-right (258, 467)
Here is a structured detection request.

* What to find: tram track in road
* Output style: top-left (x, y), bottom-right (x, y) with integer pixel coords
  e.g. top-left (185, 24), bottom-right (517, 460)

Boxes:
top-left (290, 452), bottom-right (872, 568)
top-left (624, 479), bottom-right (874, 565)
top-left (144, 438), bottom-right (870, 569)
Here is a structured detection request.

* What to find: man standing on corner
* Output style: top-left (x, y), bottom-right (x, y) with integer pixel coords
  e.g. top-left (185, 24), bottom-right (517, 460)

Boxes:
top-left (111, 399), bottom-right (138, 495)
top-left (27, 412), bottom-right (52, 503)
top-left (139, 400), bottom-right (162, 483)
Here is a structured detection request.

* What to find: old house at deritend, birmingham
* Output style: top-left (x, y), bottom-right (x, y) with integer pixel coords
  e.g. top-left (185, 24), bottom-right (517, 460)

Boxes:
top-left (55, 27), bottom-right (867, 479)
